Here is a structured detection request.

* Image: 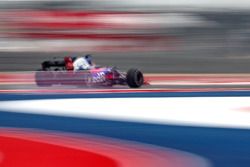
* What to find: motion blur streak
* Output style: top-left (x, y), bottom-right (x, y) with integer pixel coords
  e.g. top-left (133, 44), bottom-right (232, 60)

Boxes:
top-left (0, 10), bottom-right (177, 52)
top-left (1, 97), bottom-right (250, 129)
top-left (3, 72), bottom-right (250, 84)
top-left (0, 128), bottom-right (210, 167)
top-left (3, 0), bottom-right (250, 53)
top-left (2, 72), bottom-right (250, 89)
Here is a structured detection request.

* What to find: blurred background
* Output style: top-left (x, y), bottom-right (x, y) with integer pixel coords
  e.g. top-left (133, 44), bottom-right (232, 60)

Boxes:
top-left (1, 0), bottom-right (250, 73)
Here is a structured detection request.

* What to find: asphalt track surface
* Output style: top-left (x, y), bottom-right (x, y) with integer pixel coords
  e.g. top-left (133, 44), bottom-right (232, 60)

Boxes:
top-left (1, 51), bottom-right (250, 73)
top-left (1, 51), bottom-right (250, 91)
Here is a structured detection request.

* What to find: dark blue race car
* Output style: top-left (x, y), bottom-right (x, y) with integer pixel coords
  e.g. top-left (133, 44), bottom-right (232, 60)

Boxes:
top-left (35, 57), bottom-right (145, 88)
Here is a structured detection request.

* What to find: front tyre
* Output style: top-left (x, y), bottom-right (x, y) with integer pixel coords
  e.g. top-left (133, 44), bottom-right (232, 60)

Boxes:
top-left (126, 69), bottom-right (144, 88)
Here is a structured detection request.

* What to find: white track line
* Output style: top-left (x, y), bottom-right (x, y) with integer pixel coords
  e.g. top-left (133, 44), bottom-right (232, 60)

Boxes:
top-left (1, 97), bottom-right (250, 129)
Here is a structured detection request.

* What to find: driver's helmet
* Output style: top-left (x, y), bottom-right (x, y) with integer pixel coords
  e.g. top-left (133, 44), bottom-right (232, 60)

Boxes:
top-left (84, 54), bottom-right (92, 65)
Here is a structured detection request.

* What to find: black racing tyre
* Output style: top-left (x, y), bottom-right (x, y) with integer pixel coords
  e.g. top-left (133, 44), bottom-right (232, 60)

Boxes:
top-left (42, 61), bottom-right (52, 70)
top-left (42, 60), bottom-right (65, 70)
top-left (35, 69), bottom-right (53, 87)
top-left (126, 68), bottom-right (144, 88)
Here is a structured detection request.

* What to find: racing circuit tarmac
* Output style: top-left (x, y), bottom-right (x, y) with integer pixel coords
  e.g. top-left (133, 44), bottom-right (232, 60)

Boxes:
top-left (1, 51), bottom-right (250, 92)
top-left (1, 51), bottom-right (250, 73)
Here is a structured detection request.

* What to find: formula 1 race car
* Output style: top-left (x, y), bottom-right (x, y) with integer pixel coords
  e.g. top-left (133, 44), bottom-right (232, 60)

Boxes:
top-left (35, 57), bottom-right (144, 88)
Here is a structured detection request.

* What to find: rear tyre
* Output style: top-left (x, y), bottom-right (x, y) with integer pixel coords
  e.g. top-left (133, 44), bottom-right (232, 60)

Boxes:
top-left (42, 60), bottom-right (65, 70)
top-left (126, 69), bottom-right (144, 88)
top-left (42, 61), bottom-right (52, 70)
